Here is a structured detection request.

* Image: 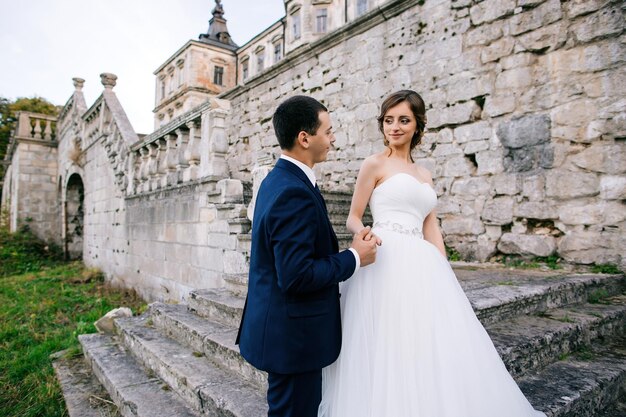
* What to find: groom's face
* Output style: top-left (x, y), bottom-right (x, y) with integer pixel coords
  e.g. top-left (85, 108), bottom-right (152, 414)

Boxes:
top-left (307, 111), bottom-right (335, 164)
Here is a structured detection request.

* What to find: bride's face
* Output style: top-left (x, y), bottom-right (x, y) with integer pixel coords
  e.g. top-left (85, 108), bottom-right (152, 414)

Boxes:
top-left (382, 101), bottom-right (417, 148)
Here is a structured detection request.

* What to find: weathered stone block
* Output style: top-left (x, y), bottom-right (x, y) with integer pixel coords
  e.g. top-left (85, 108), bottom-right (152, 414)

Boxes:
top-left (514, 201), bottom-right (558, 220)
top-left (545, 170), bottom-right (599, 199)
top-left (433, 143), bottom-right (463, 158)
top-left (470, 0), bottom-right (516, 25)
top-left (484, 95), bottom-right (516, 118)
top-left (463, 140), bottom-right (490, 155)
top-left (521, 174), bottom-right (545, 201)
top-left (570, 144), bottom-right (625, 174)
top-left (498, 114), bottom-right (551, 149)
top-left (442, 155), bottom-right (474, 177)
top-left (565, 0), bottom-right (608, 18)
top-left (451, 177), bottom-right (492, 196)
top-left (481, 197), bottom-right (514, 225)
top-left (427, 102), bottom-right (481, 129)
top-left (481, 37), bottom-right (515, 63)
top-left (600, 175), bottom-right (626, 200)
top-left (223, 251), bottom-right (248, 274)
top-left (465, 20), bottom-right (504, 47)
top-left (216, 179), bottom-right (243, 204)
top-left (558, 202), bottom-right (604, 226)
top-left (476, 150), bottom-right (505, 175)
top-left (493, 173), bottom-right (521, 195)
top-left (516, 21), bottom-right (567, 53)
top-left (571, 5), bottom-right (624, 44)
top-left (495, 67), bottom-right (533, 90)
top-left (442, 216), bottom-right (485, 235)
top-left (509, 0), bottom-right (562, 36)
top-left (497, 233), bottom-right (556, 257)
top-left (454, 121), bottom-right (492, 144)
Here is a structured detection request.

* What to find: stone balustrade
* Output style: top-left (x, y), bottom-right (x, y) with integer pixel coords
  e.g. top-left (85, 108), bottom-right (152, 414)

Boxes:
top-left (15, 112), bottom-right (57, 142)
top-left (130, 98), bottom-right (231, 195)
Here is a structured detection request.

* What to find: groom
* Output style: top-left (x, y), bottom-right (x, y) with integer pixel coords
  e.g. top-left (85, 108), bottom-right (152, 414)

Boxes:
top-left (236, 95), bottom-right (378, 417)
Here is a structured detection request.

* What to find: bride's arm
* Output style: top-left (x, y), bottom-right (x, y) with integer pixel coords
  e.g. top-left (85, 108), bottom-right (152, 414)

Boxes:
top-left (421, 169), bottom-right (447, 258)
top-left (347, 157), bottom-right (378, 237)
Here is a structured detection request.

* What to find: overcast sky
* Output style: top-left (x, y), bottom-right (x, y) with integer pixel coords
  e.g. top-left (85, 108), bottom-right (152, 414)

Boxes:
top-left (0, 0), bottom-right (285, 133)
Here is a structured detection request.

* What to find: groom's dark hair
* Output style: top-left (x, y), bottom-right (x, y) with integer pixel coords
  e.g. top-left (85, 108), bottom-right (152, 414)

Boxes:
top-left (273, 95), bottom-right (328, 150)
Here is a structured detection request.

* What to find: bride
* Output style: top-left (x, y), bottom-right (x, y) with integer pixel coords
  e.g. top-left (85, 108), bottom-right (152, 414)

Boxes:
top-left (318, 90), bottom-right (545, 417)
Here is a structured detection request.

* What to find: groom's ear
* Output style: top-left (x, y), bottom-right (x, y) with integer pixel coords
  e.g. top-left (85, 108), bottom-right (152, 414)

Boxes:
top-left (296, 131), bottom-right (310, 149)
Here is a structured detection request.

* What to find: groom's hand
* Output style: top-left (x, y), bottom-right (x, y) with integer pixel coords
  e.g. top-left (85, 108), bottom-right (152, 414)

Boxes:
top-left (351, 226), bottom-right (378, 267)
top-left (363, 228), bottom-right (383, 246)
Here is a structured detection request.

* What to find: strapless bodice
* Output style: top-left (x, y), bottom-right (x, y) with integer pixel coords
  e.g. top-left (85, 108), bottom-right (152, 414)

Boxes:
top-left (369, 173), bottom-right (437, 237)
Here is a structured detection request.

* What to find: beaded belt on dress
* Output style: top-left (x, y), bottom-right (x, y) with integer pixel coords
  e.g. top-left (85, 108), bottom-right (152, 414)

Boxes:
top-left (373, 221), bottom-right (424, 238)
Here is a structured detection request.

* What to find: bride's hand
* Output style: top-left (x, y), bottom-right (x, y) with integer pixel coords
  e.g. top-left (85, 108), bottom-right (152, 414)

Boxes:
top-left (361, 227), bottom-right (383, 246)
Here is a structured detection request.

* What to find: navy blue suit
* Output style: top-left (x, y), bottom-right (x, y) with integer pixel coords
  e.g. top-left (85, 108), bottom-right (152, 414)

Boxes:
top-left (237, 158), bottom-right (356, 416)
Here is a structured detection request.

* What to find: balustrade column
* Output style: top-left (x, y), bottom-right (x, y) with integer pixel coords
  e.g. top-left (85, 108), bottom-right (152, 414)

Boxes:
top-left (175, 128), bottom-right (189, 183)
top-left (139, 147), bottom-right (150, 193)
top-left (184, 120), bottom-right (201, 182)
top-left (164, 134), bottom-right (178, 187)
top-left (43, 119), bottom-right (53, 141)
top-left (149, 142), bottom-right (161, 192)
top-left (200, 99), bottom-right (230, 177)
top-left (33, 118), bottom-right (43, 139)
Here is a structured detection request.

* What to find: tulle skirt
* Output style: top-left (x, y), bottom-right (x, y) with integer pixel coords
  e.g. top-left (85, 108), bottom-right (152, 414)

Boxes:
top-left (319, 228), bottom-right (545, 417)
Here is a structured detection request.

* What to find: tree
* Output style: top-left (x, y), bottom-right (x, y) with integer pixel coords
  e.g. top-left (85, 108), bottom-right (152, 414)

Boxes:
top-left (0, 96), bottom-right (59, 190)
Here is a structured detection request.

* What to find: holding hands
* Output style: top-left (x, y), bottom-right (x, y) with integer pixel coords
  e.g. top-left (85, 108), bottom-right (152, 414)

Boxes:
top-left (350, 226), bottom-right (382, 267)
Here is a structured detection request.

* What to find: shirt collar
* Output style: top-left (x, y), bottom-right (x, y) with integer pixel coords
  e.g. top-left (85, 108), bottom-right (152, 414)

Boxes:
top-left (280, 154), bottom-right (317, 187)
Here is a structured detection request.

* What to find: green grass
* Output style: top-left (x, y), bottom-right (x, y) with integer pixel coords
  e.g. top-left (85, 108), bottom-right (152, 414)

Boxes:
top-left (0, 226), bottom-right (64, 276)
top-left (0, 228), bottom-right (146, 417)
top-left (588, 288), bottom-right (611, 305)
top-left (590, 263), bottom-right (623, 274)
top-left (446, 246), bottom-right (461, 262)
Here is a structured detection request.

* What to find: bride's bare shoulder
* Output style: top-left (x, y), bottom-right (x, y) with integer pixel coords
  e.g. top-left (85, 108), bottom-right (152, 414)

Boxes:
top-left (360, 153), bottom-right (385, 171)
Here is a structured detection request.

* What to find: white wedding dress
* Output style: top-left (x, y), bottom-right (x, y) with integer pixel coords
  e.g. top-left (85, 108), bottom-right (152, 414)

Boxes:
top-left (319, 173), bottom-right (545, 417)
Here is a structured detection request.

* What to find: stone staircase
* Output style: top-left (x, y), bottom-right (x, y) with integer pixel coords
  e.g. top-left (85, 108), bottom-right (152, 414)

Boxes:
top-left (54, 266), bottom-right (626, 417)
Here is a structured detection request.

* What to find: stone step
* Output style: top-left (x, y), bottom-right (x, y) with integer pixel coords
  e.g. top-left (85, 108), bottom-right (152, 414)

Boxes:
top-left (487, 295), bottom-right (626, 378)
top-left (192, 271), bottom-right (626, 329)
top-left (189, 287), bottom-right (245, 328)
top-left (519, 337), bottom-right (626, 417)
top-left (115, 315), bottom-right (267, 417)
top-left (149, 302), bottom-right (268, 390)
top-left (52, 352), bottom-right (120, 417)
top-left (78, 333), bottom-right (199, 417)
top-left (222, 272), bottom-right (248, 296)
top-left (149, 295), bottom-right (626, 400)
top-left (462, 270), bottom-right (626, 325)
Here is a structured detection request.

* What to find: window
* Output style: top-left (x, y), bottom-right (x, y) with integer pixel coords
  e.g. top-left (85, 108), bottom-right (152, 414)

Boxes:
top-left (214, 66), bottom-right (224, 86)
top-left (168, 74), bottom-right (174, 94)
top-left (316, 9), bottom-right (328, 33)
top-left (274, 42), bottom-right (282, 63)
top-left (178, 67), bottom-right (184, 87)
top-left (242, 60), bottom-right (249, 80)
top-left (292, 11), bottom-right (301, 40)
top-left (357, 0), bottom-right (368, 16)
top-left (257, 51), bottom-right (265, 72)
top-left (160, 79), bottom-right (165, 100)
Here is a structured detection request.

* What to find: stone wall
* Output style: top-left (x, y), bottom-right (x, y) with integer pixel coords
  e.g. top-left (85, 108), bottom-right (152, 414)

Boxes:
top-left (2, 112), bottom-right (60, 242)
top-left (222, 0), bottom-right (626, 267)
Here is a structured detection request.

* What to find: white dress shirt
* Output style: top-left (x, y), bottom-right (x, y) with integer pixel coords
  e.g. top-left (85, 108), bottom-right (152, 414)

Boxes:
top-left (280, 154), bottom-right (360, 276)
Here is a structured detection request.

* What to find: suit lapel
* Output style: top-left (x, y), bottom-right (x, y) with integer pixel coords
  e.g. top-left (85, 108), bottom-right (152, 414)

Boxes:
top-left (275, 159), bottom-right (338, 247)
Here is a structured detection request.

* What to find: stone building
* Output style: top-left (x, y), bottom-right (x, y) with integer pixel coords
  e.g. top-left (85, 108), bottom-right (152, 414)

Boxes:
top-left (1, 0), bottom-right (625, 302)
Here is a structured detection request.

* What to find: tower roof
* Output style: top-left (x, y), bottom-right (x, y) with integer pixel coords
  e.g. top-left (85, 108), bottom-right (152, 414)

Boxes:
top-left (199, 0), bottom-right (238, 49)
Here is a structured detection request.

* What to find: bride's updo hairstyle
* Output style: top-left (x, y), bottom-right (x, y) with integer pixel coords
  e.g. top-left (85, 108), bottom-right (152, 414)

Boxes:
top-left (377, 90), bottom-right (427, 161)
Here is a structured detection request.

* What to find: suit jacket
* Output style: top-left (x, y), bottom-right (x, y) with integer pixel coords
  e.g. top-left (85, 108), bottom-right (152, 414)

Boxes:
top-left (237, 158), bottom-right (357, 374)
